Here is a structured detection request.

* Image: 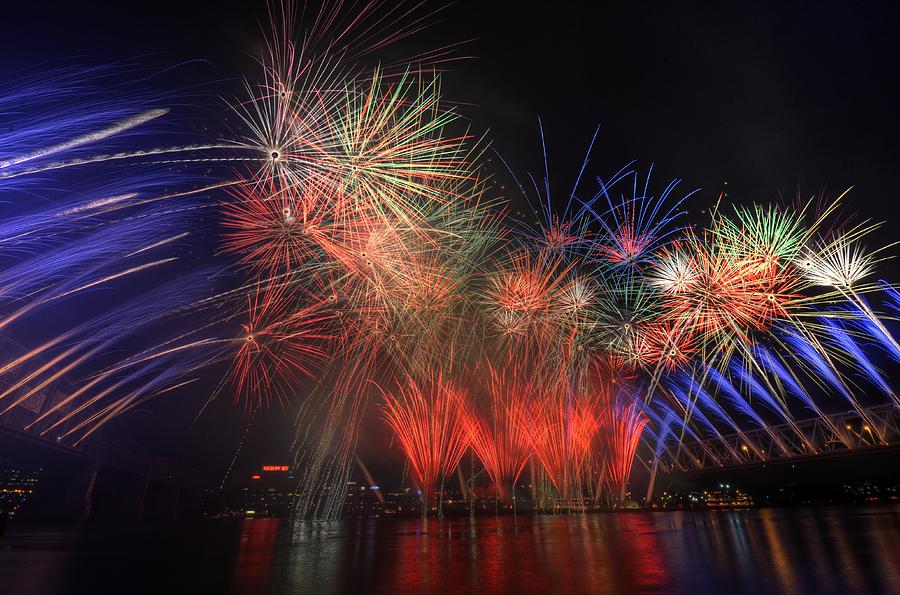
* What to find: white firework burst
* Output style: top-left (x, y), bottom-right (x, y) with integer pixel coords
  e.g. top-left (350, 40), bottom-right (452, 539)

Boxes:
top-left (647, 252), bottom-right (697, 294)
top-left (800, 239), bottom-right (873, 288)
top-left (558, 277), bottom-right (596, 314)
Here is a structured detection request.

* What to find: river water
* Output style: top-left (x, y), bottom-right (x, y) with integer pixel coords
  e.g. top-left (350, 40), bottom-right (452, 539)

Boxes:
top-left (1, 505), bottom-right (898, 594)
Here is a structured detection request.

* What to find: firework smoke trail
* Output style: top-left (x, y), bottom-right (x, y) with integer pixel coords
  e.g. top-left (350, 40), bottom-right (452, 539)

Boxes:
top-left (0, 108), bottom-right (168, 171)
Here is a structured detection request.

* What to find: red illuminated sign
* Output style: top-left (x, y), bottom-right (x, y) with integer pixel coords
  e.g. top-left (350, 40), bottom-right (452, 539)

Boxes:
top-left (262, 465), bottom-right (289, 472)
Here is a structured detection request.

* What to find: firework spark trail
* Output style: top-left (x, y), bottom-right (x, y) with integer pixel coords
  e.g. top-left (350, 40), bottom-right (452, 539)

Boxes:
top-left (730, 362), bottom-right (818, 453)
top-left (379, 373), bottom-right (469, 514)
top-left (602, 400), bottom-right (649, 502)
top-left (0, 108), bottom-right (169, 171)
top-left (511, 367), bottom-right (610, 506)
top-left (214, 2), bottom-right (509, 519)
top-left (214, 52), bottom-right (900, 516)
top-left (780, 330), bottom-right (885, 441)
top-left (0, 63), bottom-right (241, 442)
top-left (695, 365), bottom-right (789, 455)
top-left (643, 402), bottom-right (709, 468)
top-left (821, 316), bottom-right (899, 407)
top-left (1, 270), bottom-right (228, 436)
top-left (229, 282), bottom-right (336, 409)
top-left (666, 382), bottom-right (744, 461)
top-left (458, 364), bottom-right (533, 501)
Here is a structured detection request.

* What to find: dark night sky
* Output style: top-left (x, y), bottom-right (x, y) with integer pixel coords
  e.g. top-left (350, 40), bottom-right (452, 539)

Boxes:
top-left (2, 1), bottom-right (899, 484)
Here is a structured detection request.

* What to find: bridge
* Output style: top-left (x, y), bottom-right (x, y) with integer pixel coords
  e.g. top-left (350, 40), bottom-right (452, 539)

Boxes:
top-left (0, 337), bottom-right (186, 520)
top-left (643, 403), bottom-right (900, 501)
top-left (0, 422), bottom-right (186, 520)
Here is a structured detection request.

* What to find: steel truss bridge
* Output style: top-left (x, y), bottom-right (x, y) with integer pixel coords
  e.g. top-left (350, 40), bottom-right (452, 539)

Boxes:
top-left (1, 335), bottom-right (184, 519)
top-left (644, 404), bottom-right (900, 501)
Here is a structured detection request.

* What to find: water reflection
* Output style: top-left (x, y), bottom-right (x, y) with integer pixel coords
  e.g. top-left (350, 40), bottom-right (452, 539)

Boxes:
top-left (249, 506), bottom-right (900, 594)
top-left (231, 517), bottom-right (279, 594)
top-left (1, 506), bottom-right (898, 594)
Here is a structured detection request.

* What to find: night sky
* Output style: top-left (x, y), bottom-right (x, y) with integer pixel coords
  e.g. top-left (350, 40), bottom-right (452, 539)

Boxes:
top-left (3, 1), bottom-right (899, 485)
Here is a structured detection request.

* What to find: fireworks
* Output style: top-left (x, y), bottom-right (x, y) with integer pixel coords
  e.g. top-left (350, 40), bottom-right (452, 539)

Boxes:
top-left (220, 22), bottom-right (900, 513)
top-left (601, 399), bottom-right (649, 502)
top-left (229, 282), bottom-right (335, 409)
top-left (0, 64), bottom-right (241, 445)
top-left (458, 364), bottom-right (534, 501)
top-left (3, 1), bottom-right (899, 520)
top-left (379, 373), bottom-right (469, 512)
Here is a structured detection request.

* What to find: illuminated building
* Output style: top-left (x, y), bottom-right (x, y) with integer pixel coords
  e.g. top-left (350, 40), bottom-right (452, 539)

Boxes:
top-left (210, 464), bottom-right (297, 518)
top-left (0, 466), bottom-right (42, 516)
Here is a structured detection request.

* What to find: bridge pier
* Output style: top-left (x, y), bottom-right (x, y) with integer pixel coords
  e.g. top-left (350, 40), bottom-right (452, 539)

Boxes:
top-left (67, 462), bottom-right (98, 519)
top-left (144, 480), bottom-right (181, 520)
top-left (23, 460), bottom-right (98, 520)
top-left (90, 467), bottom-right (151, 520)
top-left (645, 457), bottom-right (659, 504)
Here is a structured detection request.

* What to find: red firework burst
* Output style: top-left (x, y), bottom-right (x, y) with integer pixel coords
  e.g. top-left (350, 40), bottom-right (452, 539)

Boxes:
top-left (656, 239), bottom-right (799, 348)
top-left (458, 364), bottom-right (532, 501)
top-left (483, 250), bottom-right (575, 354)
top-left (221, 172), bottom-right (338, 274)
top-left (598, 399), bottom-right (649, 503)
top-left (379, 373), bottom-right (469, 509)
top-left (230, 282), bottom-right (336, 408)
